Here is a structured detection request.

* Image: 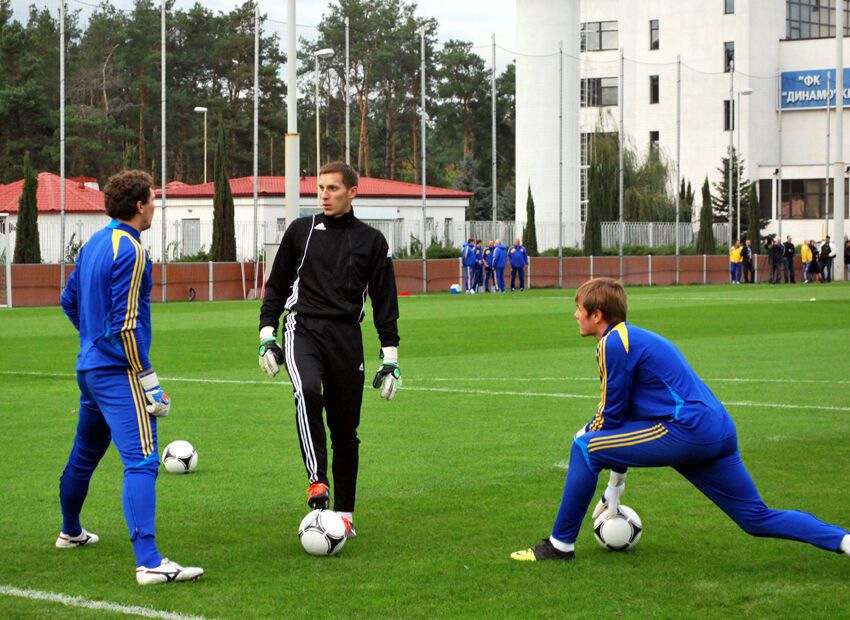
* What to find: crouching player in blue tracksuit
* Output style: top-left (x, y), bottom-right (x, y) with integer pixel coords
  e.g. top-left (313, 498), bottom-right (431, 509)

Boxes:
top-left (58, 170), bottom-right (203, 585)
top-left (512, 277), bottom-right (850, 561)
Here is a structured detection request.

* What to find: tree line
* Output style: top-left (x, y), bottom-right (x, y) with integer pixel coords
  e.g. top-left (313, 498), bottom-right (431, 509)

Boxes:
top-left (0, 0), bottom-right (516, 220)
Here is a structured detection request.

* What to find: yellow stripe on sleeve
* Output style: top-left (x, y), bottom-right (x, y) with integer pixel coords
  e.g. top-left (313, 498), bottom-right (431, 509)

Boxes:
top-left (117, 236), bottom-right (146, 371)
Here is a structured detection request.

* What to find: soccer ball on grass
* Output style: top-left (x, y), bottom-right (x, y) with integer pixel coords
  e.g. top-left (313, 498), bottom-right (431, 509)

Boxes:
top-left (593, 504), bottom-right (642, 551)
top-left (161, 440), bottom-right (198, 474)
top-left (299, 509), bottom-right (347, 556)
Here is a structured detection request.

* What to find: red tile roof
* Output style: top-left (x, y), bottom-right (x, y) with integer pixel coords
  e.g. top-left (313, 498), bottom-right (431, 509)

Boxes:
top-left (0, 172), bottom-right (105, 214)
top-left (156, 175), bottom-right (473, 199)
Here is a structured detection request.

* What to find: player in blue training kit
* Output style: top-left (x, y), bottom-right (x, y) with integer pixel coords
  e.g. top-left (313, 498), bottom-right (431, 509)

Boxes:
top-left (462, 238), bottom-right (476, 292)
top-left (512, 277), bottom-right (850, 561)
top-left (492, 240), bottom-right (508, 293)
top-left (59, 170), bottom-right (202, 585)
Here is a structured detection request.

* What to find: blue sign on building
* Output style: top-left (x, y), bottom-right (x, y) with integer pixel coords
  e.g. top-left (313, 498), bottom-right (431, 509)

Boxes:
top-left (780, 68), bottom-right (850, 110)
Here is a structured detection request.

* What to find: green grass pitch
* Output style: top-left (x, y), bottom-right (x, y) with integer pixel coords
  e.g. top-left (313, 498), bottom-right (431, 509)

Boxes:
top-left (1, 283), bottom-right (849, 618)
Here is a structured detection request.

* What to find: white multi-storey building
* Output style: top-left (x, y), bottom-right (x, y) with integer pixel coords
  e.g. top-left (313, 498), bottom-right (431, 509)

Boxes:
top-left (517, 0), bottom-right (850, 249)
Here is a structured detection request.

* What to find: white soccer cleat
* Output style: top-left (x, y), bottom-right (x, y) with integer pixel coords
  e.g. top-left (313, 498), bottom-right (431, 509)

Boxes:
top-left (56, 528), bottom-right (99, 549)
top-left (341, 515), bottom-right (357, 539)
top-left (136, 558), bottom-right (204, 585)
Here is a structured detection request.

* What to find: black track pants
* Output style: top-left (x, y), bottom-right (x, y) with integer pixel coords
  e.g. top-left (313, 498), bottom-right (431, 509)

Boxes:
top-left (282, 312), bottom-right (364, 512)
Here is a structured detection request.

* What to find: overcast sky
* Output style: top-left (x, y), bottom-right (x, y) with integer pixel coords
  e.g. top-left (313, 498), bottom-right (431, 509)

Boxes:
top-left (55, 0), bottom-right (518, 72)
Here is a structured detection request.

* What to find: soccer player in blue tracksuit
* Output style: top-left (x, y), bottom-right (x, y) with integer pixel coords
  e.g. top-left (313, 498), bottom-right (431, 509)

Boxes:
top-left (482, 240), bottom-right (496, 292)
top-left (472, 240), bottom-right (484, 292)
top-left (462, 238), bottom-right (476, 292)
top-left (492, 240), bottom-right (508, 293)
top-left (512, 277), bottom-right (850, 561)
top-left (508, 238), bottom-right (529, 291)
top-left (59, 170), bottom-right (202, 585)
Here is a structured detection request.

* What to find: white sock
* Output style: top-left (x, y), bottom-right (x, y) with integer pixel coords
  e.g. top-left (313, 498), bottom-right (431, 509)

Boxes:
top-left (339, 511), bottom-right (353, 522)
top-left (549, 536), bottom-right (574, 553)
top-left (840, 535), bottom-right (850, 556)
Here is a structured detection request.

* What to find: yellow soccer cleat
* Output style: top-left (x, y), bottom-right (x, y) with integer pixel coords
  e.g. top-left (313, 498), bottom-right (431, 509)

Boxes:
top-left (510, 538), bottom-right (575, 561)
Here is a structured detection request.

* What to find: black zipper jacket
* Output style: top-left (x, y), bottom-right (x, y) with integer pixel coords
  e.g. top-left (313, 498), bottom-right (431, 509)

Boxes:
top-left (259, 210), bottom-right (400, 347)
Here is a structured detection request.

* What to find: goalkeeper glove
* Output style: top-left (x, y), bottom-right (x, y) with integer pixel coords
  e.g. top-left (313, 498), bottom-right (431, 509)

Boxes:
top-left (138, 370), bottom-right (171, 417)
top-left (592, 470), bottom-right (627, 519)
top-left (258, 326), bottom-right (284, 378)
top-left (372, 346), bottom-right (401, 401)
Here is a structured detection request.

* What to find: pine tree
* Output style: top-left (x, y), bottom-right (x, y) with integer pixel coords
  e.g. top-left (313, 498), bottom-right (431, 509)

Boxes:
top-left (695, 178), bottom-right (716, 254)
top-left (13, 152), bottom-right (41, 264)
top-left (745, 183), bottom-right (762, 251)
top-left (678, 178), bottom-right (694, 223)
top-left (711, 147), bottom-right (752, 239)
top-left (210, 116), bottom-right (236, 261)
top-left (522, 184), bottom-right (538, 256)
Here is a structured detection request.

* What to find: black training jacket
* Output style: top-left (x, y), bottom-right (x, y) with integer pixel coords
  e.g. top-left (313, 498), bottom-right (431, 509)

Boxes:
top-left (259, 210), bottom-right (400, 348)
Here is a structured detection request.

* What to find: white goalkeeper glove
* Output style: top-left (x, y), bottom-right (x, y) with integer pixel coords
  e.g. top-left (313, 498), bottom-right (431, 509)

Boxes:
top-left (259, 326), bottom-right (284, 378)
top-left (372, 346), bottom-right (401, 401)
top-left (592, 470), bottom-right (627, 519)
top-left (138, 370), bottom-right (171, 417)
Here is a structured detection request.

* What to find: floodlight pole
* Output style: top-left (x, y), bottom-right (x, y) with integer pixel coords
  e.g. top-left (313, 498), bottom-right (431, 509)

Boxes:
top-left (777, 71), bottom-right (783, 239)
top-left (618, 48), bottom-right (624, 279)
top-left (161, 0), bottom-right (167, 302)
top-left (675, 55), bottom-right (681, 283)
top-left (420, 27), bottom-right (427, 293)
top-left (491, 33), bottom-right (497, 226)
top-left (345, 16), bottom-right (350, 165)
top-left (194, 107), bottom-right (208, 183)
top-left (736, 88), bottom-right (752, 244)
top-left (728, 61), bottom-right (734, 247)
top-left (558, 40), bottom-right (563, 288)
top-left (833, 3), bottom-right (846, 280)
top-left (284, 0), bottom-right (300, 233)
top-left (60, 0), bottom-right (66, 287)
top-left (825, 71), bottom-right (831, 238)
top-left (253, 1), bottom-right (259, 262)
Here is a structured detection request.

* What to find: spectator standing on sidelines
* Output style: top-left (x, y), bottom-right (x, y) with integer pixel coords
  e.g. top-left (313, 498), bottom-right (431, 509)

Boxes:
top-left (801, 239), bottom-right (813, 283)
top-left (508, 238), bottom-right (529, 291)
top-left (58, 170), bottom-right (203, 585)
top-left (782, 235), bottom-right (796, 283)
top-left (483, 240), bottom-right (496, 292)
top-left (511, 277), bottom-right (850, 562)
top-left (820, 236), bottom-right (835, 283)
top-left (741, 238), bottom-right (755, 284)
top-left (729, 239), bottom-right (743, 284)
top-left (258, 161), bottom-right (401, 538)
top-left (462, 238), bottom-right (476, 293)
top-left (492, 239), bottom-right (508, 293)
top-left (768, 237), bottom-right (784, 284)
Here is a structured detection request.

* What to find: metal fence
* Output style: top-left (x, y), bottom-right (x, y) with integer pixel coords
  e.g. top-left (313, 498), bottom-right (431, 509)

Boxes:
top-left (8, 218), bottom-right (732, 264)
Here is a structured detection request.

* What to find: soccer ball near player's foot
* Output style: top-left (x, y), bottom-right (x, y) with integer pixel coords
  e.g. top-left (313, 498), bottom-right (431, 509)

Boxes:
top-left (161, 440), bottom-right (198, 474)
top-left (299, 509), bottom-right (348, 556)
top-left (593, 505), bottom-right (643, 551)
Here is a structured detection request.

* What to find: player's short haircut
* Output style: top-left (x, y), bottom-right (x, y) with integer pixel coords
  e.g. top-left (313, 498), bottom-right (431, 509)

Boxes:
top-left (104, 170), bottom-right (154, 221)
top-left (575, 277), bottom-right (627, 324)
top-left (319, 161), bottom-right (359, 189)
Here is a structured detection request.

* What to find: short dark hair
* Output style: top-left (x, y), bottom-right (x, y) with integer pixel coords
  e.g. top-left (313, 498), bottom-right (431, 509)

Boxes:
top-left (575, 277), bottom-right (627, 324)
top-left (319, 161), bottom-right (359, 189)
top-left (104, 170), bottom-right (154, 221)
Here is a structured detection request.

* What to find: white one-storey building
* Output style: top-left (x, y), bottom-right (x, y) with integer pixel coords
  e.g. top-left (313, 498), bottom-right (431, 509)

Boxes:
top-left (516, 0), bottom-right (850, 252)
top-left (0, 173), bottom-right (470, 262)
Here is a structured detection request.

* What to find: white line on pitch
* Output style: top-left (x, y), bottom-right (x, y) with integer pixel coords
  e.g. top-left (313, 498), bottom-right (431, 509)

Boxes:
top-left (2, 370), bottom-right (848, 412)
top-left (0, 584), bottom-right (211, 620)
top-left (424, 376), bottom-right (850, 386)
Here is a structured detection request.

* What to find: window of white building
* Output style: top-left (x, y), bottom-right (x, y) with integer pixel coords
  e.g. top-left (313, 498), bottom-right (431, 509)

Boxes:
top-left (649, 75), bottom-right (659, 104)
top-left (649, 19), bottom-right (659, 50)
top-left (724, 41), bottom-right (735, 72)
top-left (581, 21), bottom-right (618, 52)
top-left (786, 0), bottom-right (850, 40)
top-left (581, 78), bottom-right (619, 106)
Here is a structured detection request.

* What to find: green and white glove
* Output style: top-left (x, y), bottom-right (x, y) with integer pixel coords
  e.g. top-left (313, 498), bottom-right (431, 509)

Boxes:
top-left (372, 346), bottom-right (401, 401)
top-left (592, 470), bottom-right (627, 519)
top-left (258, 326), bottom-right (284, 378)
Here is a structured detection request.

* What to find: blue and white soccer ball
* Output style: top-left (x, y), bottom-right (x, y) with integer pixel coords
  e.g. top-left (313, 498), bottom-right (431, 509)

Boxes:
top-left (299, 509), bottom-right (348, 556)
top-left (161, 440), bottom-right (198, 474)
top-left (449, 283), bottom-right (461, 294)
top-left (593, 504), bottom-right (643, 551)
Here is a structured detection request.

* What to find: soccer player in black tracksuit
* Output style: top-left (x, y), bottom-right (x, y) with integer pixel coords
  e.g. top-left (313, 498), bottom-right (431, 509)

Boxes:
top-left (257, 162), bottom-right (400, 538)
